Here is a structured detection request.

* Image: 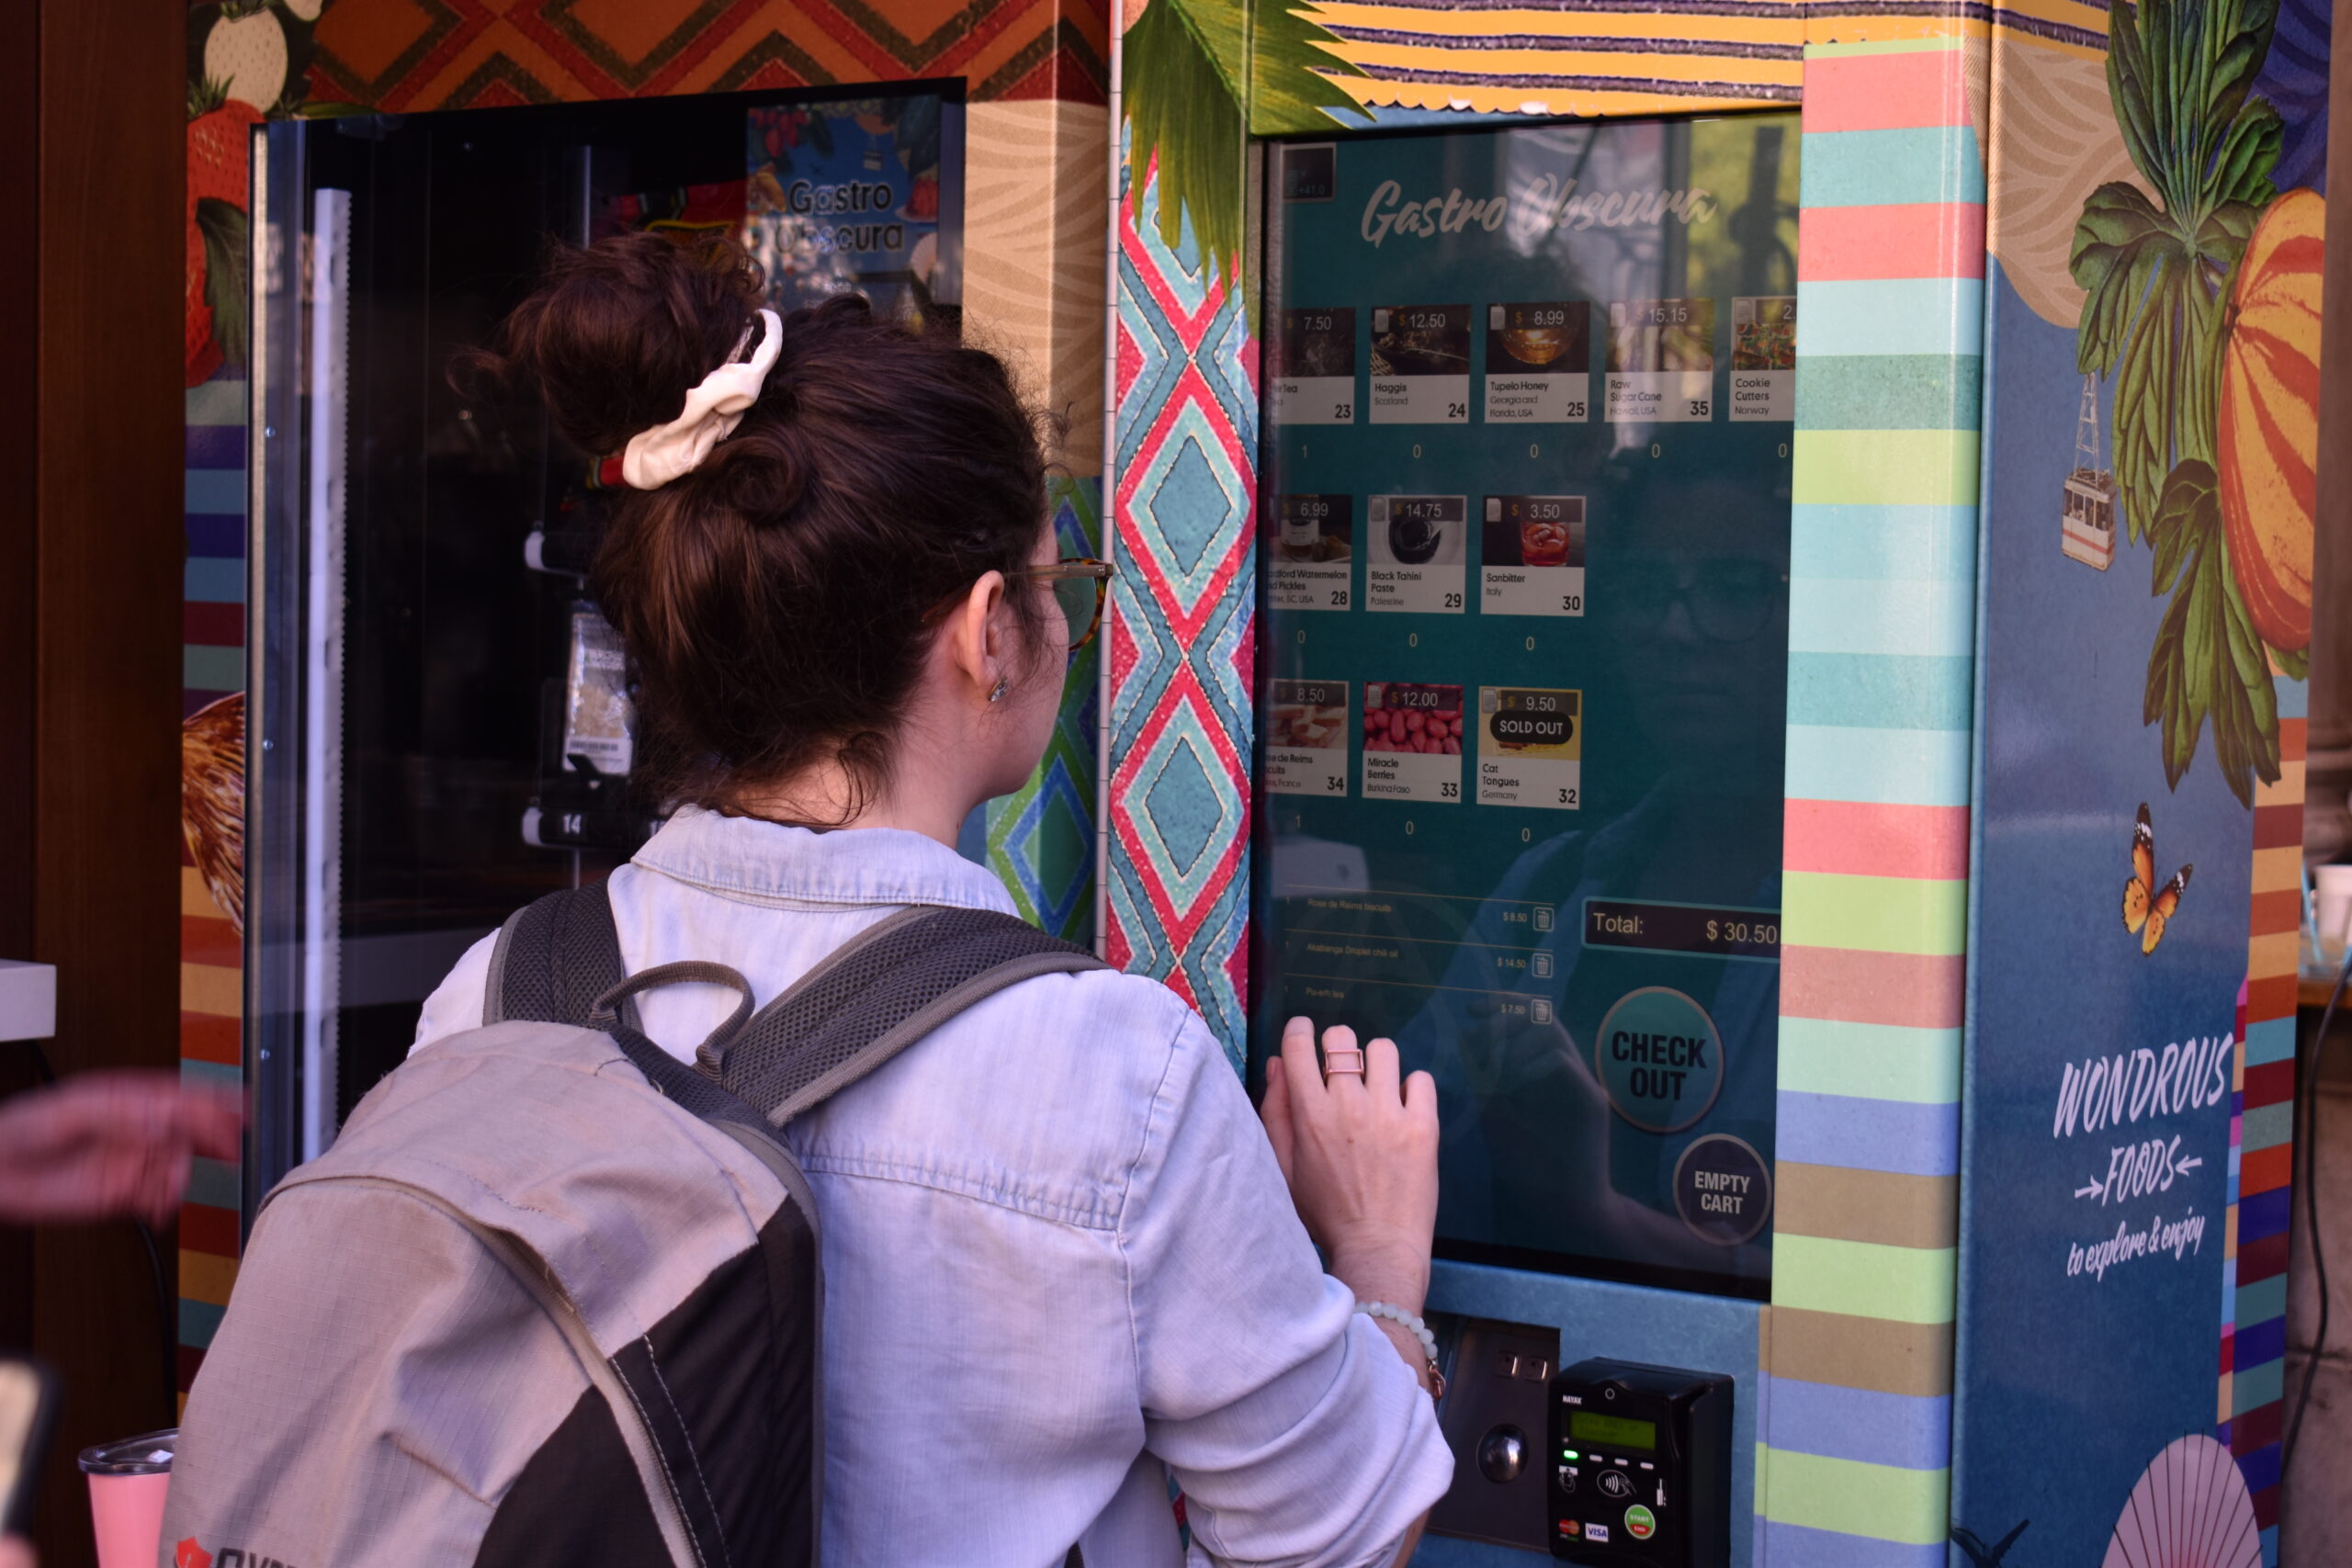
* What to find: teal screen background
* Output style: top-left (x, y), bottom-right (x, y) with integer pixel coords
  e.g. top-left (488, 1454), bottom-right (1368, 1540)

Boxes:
top-left (1250, 117), bottom-right (1800, 1298)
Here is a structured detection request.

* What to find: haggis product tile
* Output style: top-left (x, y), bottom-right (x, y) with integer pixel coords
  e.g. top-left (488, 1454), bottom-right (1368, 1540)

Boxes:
top-left (1369, 305), bottom-right (1472, 424)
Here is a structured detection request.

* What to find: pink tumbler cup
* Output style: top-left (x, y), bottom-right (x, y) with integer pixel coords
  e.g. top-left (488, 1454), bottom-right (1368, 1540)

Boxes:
top-left (78, 1428), bottom-right (174, 1568)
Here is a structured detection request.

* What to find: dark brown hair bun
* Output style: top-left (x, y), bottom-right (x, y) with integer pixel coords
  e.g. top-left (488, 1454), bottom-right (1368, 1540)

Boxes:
top-left (498, 232), bottom-right (765, 458)
top-left (477, 232), bottom-right (1054, 818)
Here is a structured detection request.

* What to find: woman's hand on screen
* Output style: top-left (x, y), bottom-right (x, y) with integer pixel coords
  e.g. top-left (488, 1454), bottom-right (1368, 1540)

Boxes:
top-left (1260, 1018), bottom-right (1438, 1310)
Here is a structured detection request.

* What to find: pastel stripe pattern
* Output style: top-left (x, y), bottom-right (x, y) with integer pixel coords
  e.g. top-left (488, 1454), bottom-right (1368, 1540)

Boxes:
top-left (2224, 673), bottom-right (2304, 1561)
top-left (179, 375), bottom-right (248, 1407)
top-left (1759, 30), bottom-right (1984, 1565)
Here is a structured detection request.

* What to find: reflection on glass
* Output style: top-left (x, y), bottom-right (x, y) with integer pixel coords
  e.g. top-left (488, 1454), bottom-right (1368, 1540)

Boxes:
top-left (247, 86), bottom-right (966, 1207)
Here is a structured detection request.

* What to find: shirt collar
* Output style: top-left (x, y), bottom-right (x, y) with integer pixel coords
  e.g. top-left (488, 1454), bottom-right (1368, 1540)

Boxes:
top-left (633, 806), bottom-right (1019, 915)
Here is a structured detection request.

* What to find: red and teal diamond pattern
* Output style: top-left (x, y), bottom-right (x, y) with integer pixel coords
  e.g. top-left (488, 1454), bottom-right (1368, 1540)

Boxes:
top-left (1109, 138), bottom-right (1257, 1061)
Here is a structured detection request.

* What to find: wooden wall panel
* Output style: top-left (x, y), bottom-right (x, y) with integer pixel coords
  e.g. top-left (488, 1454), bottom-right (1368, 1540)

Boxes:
top-left (0, 0), bottom-right (39, 1372)
top-left (20, 3), bottom-right (188, 1564)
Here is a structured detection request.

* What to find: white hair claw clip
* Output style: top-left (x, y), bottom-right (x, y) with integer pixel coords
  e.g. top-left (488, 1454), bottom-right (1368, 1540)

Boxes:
top-left (619, 308), bottom-right (784, 490)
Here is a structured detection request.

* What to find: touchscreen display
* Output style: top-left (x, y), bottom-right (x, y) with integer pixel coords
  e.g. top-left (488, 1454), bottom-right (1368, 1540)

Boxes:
top-left (1252, 118), bottom-right (1796, 1297)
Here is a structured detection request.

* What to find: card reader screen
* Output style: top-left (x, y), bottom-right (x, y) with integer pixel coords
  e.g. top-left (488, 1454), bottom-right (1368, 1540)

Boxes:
top-left (1568, 1411), bottom-right (1657, 1452)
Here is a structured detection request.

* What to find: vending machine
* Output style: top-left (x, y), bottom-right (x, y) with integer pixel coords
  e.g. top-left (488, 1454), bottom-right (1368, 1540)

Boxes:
top-left (201, 0), bottom-right (2328, 1559)
top-left (241, 85), bottom-right (967, 1205)
top-left (1250, 117), bottom-right (1795, 1562)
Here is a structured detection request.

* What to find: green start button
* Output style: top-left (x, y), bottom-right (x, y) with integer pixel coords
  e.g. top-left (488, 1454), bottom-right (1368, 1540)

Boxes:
top-left (1624, 1503), bottom-right (1657, 1540)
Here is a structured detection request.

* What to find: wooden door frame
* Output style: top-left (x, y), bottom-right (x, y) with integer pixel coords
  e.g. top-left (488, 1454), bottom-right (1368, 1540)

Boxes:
top-left (0, 5), bottom-right (188, 1565)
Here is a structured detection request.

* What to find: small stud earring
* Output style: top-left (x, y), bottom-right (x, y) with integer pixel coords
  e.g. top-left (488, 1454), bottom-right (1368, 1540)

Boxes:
top-left (988, 677), bottom-right (1008, 704)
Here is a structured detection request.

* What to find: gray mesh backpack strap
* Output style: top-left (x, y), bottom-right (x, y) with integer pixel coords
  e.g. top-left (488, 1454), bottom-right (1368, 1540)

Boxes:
top-left (484, 882), bottom-right (630, 1028)
top-left (712, 905), bottom-right (1108, 1124)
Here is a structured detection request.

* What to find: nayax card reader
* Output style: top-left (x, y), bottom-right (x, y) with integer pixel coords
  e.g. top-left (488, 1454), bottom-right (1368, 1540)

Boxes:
top-left (1547, 1358), bottom-right (1733, 1566)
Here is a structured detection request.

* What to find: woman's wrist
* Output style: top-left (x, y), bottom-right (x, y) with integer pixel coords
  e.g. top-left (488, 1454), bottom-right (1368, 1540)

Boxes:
top-left (1364, 1312), bottom-right (1437, 1391)
top-left (1329, 1239), bottom-right (1430, 1318)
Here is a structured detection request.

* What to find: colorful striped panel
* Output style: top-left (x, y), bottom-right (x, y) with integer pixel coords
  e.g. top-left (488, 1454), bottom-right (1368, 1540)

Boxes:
top-left (179, 376), bottom-right (248, 1404)
top-left (1286, 2), bottom-right (2105, 122)
top-left (1761, 29), bottom-right (1983, 1564)
top-left (2225, 673), bottom-right (2303, 1558)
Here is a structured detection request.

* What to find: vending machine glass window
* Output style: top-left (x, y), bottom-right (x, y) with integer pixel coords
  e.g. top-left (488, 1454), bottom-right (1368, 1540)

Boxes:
top-left (245, 88), bottom-right (964, 1216)
top-left (1251, 117), bottom-right (1796, 1298)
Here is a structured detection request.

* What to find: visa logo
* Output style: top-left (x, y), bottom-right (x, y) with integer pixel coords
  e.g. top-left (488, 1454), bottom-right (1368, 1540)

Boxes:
top-left (1587, 1523), bottom-right (1611, 1543)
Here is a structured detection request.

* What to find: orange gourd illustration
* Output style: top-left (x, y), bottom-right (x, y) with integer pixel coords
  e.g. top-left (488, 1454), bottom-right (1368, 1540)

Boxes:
top-left (2219, 188), bottom-right (2325, 654)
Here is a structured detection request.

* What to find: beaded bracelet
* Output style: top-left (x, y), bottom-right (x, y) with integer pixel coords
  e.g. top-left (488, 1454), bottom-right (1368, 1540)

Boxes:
top-left (1356, 1301), bottom-right (1446, 1400)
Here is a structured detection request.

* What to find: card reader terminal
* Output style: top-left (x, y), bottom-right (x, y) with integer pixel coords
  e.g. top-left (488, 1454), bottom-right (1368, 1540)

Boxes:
top-left (1548, 1359), bottom-right (1732, 1566)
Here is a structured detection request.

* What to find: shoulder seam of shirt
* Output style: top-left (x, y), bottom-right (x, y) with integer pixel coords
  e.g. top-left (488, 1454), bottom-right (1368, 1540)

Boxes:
top-left (1110, 1008), bottom-right (1192, 1382)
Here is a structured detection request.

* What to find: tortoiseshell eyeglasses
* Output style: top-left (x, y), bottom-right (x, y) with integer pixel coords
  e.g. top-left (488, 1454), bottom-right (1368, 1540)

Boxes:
top-left (1013, 558), bottom-right (1114, 655)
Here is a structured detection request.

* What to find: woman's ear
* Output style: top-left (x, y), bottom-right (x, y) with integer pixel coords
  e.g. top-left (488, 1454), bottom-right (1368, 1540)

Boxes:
top-left (947, 570), bottom-right (1009, 703)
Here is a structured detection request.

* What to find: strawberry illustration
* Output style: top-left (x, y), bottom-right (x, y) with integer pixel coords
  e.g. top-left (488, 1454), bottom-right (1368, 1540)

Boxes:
top-left (186, 101), bottom-right (263, 387)
top-left (186, 242), bottom-right (219, 387)
top-left (188, 100), bottom-right (262, 218)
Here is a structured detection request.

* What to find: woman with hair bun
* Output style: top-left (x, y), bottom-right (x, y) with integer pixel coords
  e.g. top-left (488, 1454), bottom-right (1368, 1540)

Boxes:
top-left (414, 233), bottom-right (1451, 1567)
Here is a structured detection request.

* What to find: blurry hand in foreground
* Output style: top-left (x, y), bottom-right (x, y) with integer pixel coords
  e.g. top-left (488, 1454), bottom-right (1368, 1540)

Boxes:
top-left (0, 1072), bottom-right (241, 1227)
top-left (0, 1533), bottom-right (30, 1568)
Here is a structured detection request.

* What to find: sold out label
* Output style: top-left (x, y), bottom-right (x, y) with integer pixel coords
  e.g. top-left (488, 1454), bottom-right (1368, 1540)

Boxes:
top-left (1594, 987), bottom-right (1723, 1133)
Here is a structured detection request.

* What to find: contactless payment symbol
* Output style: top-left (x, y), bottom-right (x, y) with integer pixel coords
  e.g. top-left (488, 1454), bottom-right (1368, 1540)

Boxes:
top-left (1624, 1505), bottom-right (1657, 1540)
top-left (1595, 987), bottom-right (1722, 1132)
top-left (1673, 1134), bottom-right (1773, 1246)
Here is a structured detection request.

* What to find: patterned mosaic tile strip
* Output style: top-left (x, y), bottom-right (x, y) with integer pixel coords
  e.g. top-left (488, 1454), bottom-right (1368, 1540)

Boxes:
top-left (1106, 130), bottom-right (1256, 1062)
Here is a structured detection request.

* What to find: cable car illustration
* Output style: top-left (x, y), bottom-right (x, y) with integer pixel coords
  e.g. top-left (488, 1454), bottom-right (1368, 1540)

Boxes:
top-left (2062, 375), bottom-right (2117, 570)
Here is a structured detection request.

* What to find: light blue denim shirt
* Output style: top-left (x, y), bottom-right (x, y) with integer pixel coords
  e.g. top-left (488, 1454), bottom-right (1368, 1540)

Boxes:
top-left (415, 808), bottom-right (1452, 1568)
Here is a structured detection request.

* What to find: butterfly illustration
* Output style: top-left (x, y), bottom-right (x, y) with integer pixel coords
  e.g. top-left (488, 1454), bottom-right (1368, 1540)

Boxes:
top-left (1951, 1519), bottom-right (2030, 1567)
top-left (2121, 803), bottom-right (2192, 954)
